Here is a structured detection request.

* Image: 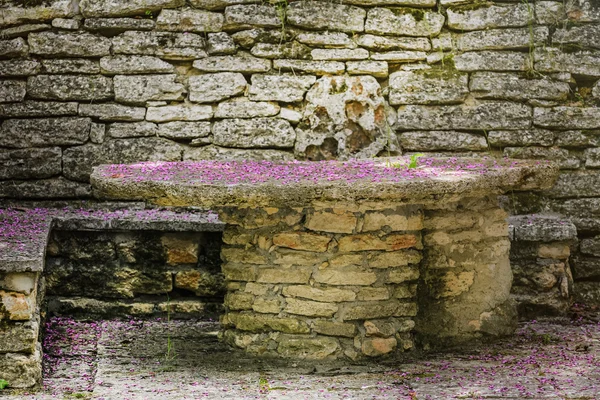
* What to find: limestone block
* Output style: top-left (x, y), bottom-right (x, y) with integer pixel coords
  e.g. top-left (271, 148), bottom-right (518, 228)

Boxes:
top-left (193, 54), bottom-right (271, 73)
top-left (112, 31), bottom-right (207, 60)
top-left (29, 32), bottom-right (110, 57)
top-left (0, 290), bottom-right (35, 321)
top-left (52, 18), bottom-right (80, 29)
top-left (370, 51), bottom-right (427, 62)
top-left (454, 51), bottom-right (530, 71)
top-left (221, 248), bottom-right (267, 265)
top-left (212, 118), bottom-right (296, 148)
top-left (338, 234), bottom-right (419, 252)
top-left (27, 75), bottom-right (113, 101)
top-left (0, 348), bottom-right (42, 389)
top-left (0, 60), bottom-right (40, 77)
top-left (347, 0), bottom-right (435, 5)
top-left (312, 320), bottom-right (356, 338)
top-left (0, 148), bottom-right (62, 180)
top-left (189, 73), bottom-right (247, 103)
top-left (89, 123), bottom-right (105, 144)
top-left (225, 292), bottom-right (254, 310)
top-left (231, 312), bottom-right (310, 334)
top-left (80, 0), bottom-right (185, 17)
top-left (277, 335), bottom-right (339, 359)
top-left (447, 3), bottom-right (531, 31)
top-left (504, 147), bottom-right (579, 169)
top-left (362, 211), bottom-right (423, 232)
top-left (106, 122), bottom-right (157, 138)
top-left (534, 107), bottom-right (600, 130)
top-left (387, 267), bottom-right (420, 283)
top-left (156, 8), bottom-right (224, 32)
top-left (160, 234), bottom-right (199, 264)
top-left (593, 80), bottom-right (600, 100)
top-left (114, 74), bottom-right (184, 105)
top-left (279, 108), bottom-right (302, 123)
top-left (285, 298), bottom-right (338, 317)
top-left (0, 23), bottom-right (49, 39)
top-left (399, 131), bottom-right (487, 151)
top-left (287, 1), bottom-right (366, 33)
top-left (305, 210), bottom-right (357, 234)
top-left (248, 74), bottom-right (316, 103)
top-left (346, 61), bottom-right (388, 78)
top-left (191, 0), bottom-right (269, 10)
top-left (0, 178), bottom-right (91, 199)
top-left (257, 267), bottom-right (312, 284)
top-left (249, 297), bottom-right (278, 314)
top-left (100, 56), bottom-right (174, 75)
top-left (146, 104), bottom-right (213, 122)
top-left (84, 18), bottom-right (156, 34)
top-left (0, 80), bottom-right (25, 103)
top-left (342, 300), bottom-right (402, 320)
top-left (250, 42), bottom-right (311, 59)
top-left (357, 287), bottom-right (390, 301)
top-left (534, 48), bottom-right (600, 78)
top-left (0, 118), bottom-right (90, 148)
top-left (207, 32), bottom-right (237, 55)
top-left (488, 129), bottom-right (554, 147)
top-left (313, 268), bottom-right (377, 286)
top-left (283, 285), bottom-right (356, 302)
top-left (0, 0), bottom-right (77, 27)
top-left (426, 270), bottom-right (475, 299)
top-left (222, 264), bottom-right (257, 281)
top-left (0, 102), bottom-right (70, 118)
top-left (273, 232), bottom-right (331, 252)
top-left (63, 138), bottom-right (182, 182)
top-left (389, 69), bottom-right (469, 105)
top-left (367, 250), bottom-right (422, 268)
top-left (456, 27), bottom-right (549, 51)
top-left (585, 148), bottom-right (600, 168)
top-left (79, 104), bottom-right (146, 121)
top-left (395, 102), bottom-right (532, 130)
top-left (158, 121), bottom-right (211, 140)
top-left (0, 38), bottom-right (28, 58)
top-left (0, 319), bottom-right (38, 353)
top-left (223, 4), bottom-right (281, 29)
top-left (535, 1), bottom-right (565, 25)
top-left (311, 49), bottom-right (369, 61)
top-left (40, 59), bottom-right (100, 74)
top-left (184, 145), bottom-right (293, 161)
top-left (365, 8), bottom-right (444, 36)
top-left (0, 273), bottom-right (37, 295)
top-left (470, 72), bottom-right (570, 101)
top-left (328, 254), bottom-right (364, 268)
top-left (564, 0), bottom-right (600, 22)
top-left (361, 337), bottom-right (397, 356)
top-left (215, 100), bottom-right (280, 119)
top-left (393, 284), bottom-right (418, 299)
top-left (356, 34), bottom-right (430, 51)
top-left (273, 250), bottom-right (325, 266)
top-left (174, 269), bottom-right (223, 296)
top-left (297, 32), bottom-right (356, 49)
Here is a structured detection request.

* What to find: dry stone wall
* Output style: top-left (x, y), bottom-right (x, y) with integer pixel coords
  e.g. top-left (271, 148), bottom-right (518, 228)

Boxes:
top-left (1, 0), bottom-right (600, 303)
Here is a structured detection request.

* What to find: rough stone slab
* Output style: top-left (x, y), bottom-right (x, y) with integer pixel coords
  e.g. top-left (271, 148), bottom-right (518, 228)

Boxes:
top-left (79, 103), bottom-right (147, 122)
top-left (28, 32), bottom-right (110, 57)
top-left (534, 48), bottom-right (600, 78)
top-left (347, 61), bottom-right (388, 78)
top-left (546, 171), bottom-right (600, 198)
top-left (250, 42), bottom-right (312, 60)
top-left (215, 100), bottom-right (280, 118)
top-left (370, 51), bottom-right (427, 62)
top-left (146, 104), bottom-right (213, 122)
top-left (534, 107), bottom-right (600, 130)
top-left (456, 27), bottom-right (548, 51)
top-left (470, 72), bottom-right (570, 101)
top-left (287, 1), bottom-right (366, 33)
top-left (296, 32), bottom-right (356, 49)
top-left (27, 75), bottom-right (113, 101)
top-left (184, 145), bottom-right (293, 161)
top-left (454, 51), bottom-right (530, 71)
top-left (347, 0), bottom-right (435, 6)
top-left (0, 101), bottom-right (77, 118)
top-left (0, 147), bottom-right (62, 180)
top-left (248, 74), bottom-right (316, 103)
top-left (80, 0), bottom-right (185, 17)
top-left (112, 31), bottom-right (208, 60)
top-left (504, 147), bottom-right (580, 170)
top-left (212, 118), bottom-right (295, 148)
top-left (510, 214), bottom-right (577, 242)
top-left (555, 130), bottom-right (600, 148)
top-left (0, 0), bottom-right (77, 27)
top-left (488, 129), bottom-right (554, 147)
top-left (565, 0), bottom-right (600, 23)
top-left (389, 69), bottom-right (469, 105)
top-left (395, 101), bottom-right (532, 130)
top-left (0, 178), bottom-right (92, 199)
top-left (553, 25), bottom-right (600, 50)
top-left (84, 18), bottom-right (156, 33)
top-left (0, 319), bottom-right (38, 353)
top-left (0, 348), bottom-right (41, 388)
top-left (535, 1), bottom-right (565, 25)
top-left (158, 121), bottom-right (212, 139)
top-left (114, 74), bottom-right (184, 105)
top-left (52, 18), bottom-right (80, 30)
top-left (189, 72), bottom-right (247, 103)
top-left (447, 3), bottom-right (530, 31)
top-left (311, 49), bottom-right (369, 61)
top-left (193, 54), bottom-right (271, 73)
top-left (0, 80), bottom-right (26, 103)
top-left (100, 56), bottom-right (174, 75)
top-left (0, 38), bottom-right (28, 58)
top-left (223, 4), bottom-right (281, 29)
top-left (272, 60), bottom-right (345, 76)
top-left (356, 34), bottom-right (431, 51)
top-left (190, 0), bottom-right (258, 10)
top-left (0, 59), bottom-right (40, 77)
top-left (365, 8), bottom-right (444, 37)
top-left (0, 23), bottom-right (49, 39)
top-left (399, 131), bottom-right (487, 151)
top-left (156, 8), bottom-right (224, 32)
top-left (584, 148), bottom-right (600, 168)
top-left (0, 118), bottom-right (90, 148)
top-left (40, 59), bottom-right (100, 74)
top-left (593, 81), bottom-right (600, 100)
top-left (107, 122), bottom-right (158, 138)
top-left (64, 138), bottom-right (182, 182)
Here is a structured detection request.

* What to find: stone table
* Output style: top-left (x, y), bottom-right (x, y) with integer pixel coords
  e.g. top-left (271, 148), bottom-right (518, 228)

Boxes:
top-left (91, 157), bottom-right (558, 360)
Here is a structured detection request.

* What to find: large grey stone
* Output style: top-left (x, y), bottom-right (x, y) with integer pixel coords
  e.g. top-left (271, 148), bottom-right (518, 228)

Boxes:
top-left (295, 75), bottom-right (389, 160)
top-left (365, 8), bottom-right (445, 37)
top-left (470, 72), bottom-right (570, 101)
top-left (272, 60), bottom-right (345, 76)
top-left (79, 104), bottom-right (147, 121)
top-left (207, 32), bottom-right (237, 55)
top-left (146, 104), bottom-right (213, 122)
top-left (0, 101), bottom-right (78, 118)
top-left (389, 69), bottom-right (469, 105)
top-left (395, 102), bottom-right (532, 130)
top-left (0, 348), bottom-right (41, 389)
top-left (504, 147), bottom-right (580, 170)
top-left (510, 214), bottom-right (577, 242)
top-left (0, 60), bottom-right (40, 77)
top-left (63, 138), bottom-right (182, 182)
top-left (189, 73), bottom-right (247, 103)
top-left (0, 23), bottom-right (50, 39)
top-left (27, 75), bottom-right (113, 101)
top-left (112, 31), bottom-right (208, 60)
top-left (190, 0), bottom-right (258, 10)
top-left (311, 48), bottom-right (369, 61)
top-left (356, 34), bottom-right (431, 51)
top-left (80, 0), bottom-right (185, 17)
top-left (223, 4), bottom-right (281, 29)
top-left (447, 3), bottom-right (531, 31)
top-left (488, 129), bottom-right (554, 147)
top-left (0, 147), bottom-right (62, 180)
top-left (40, 59), bottom-right (100, 74)
top-left (456, 27), bottom-right (548, 51)
top-left (248, 74), bottom-right (316, 103)
top-left (534, 48), bottom-right (600, 78)
top-left (184, 145), bottom-right (293, 161)
top-left (454, 51), bottom-right (530, 72)
top-left (0, 178), bottom-right (92, 199)
top-left (0, 118), bottom-right (90, 148)
top-left (546, 171), bottom-right (600, 198)
top-left (287, 1), bottom-right (366, 33)
top-left (192, 54), bottom-right (271, 73)
top-left (399, 131), bottom-right (487, 151)
top-left (215, 100), bottom-right (280, 118)
top-left (251, 42), bottom-right (312, 60)
top-left (347, 61), bottom-right (389, 78)
top-left (158, 121), bottom-right (212, 140)
top-left (100, 56), bottom-right (174, 75)
top-left (534, 107), bottom-right (600, 130)
top-left (212, 118), bottom-right (295, 148)
top-left (156, 8), bottom-right (224, 32)
top-left (0, 38), bottom-right (28, 58)
top-left (0, 0), bottom-right (77, 27)
top-left (593, 80), bottom-right (600, 100)
top-left (107, 122), bottom-right (158, 138)
top-left (0, 80), bottom-right (26, 103)
top-left (555, 130), bottom-right (600, 148)
top-left (84, 18), bottom-right (156, 34)
top-left (28, 32), bottom-right (110, 57)
top-left (584, 148), bottom-right (600, 168)
top-left (114, 74), bottom-right (184, 105)
top-left (535, 1), bottom-right (565, 25)
top-left (554, 25), bottom-right (600, 50)
top-left (296, 32), bottom-right (357, 49)
top-left (0, 320), bottom-right (38, 353)
top-left (370, 51), bottom-right (426, 62)
top-left (565, 0), bottom-right (600, 23)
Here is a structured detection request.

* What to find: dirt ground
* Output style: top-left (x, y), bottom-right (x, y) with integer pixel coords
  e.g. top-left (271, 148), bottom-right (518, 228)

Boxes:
top-left (4, 310), bottom-right (600, 400)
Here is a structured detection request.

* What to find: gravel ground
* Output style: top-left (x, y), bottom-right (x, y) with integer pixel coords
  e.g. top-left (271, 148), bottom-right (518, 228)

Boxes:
top-left (3, 312), bottom-right (600, 400)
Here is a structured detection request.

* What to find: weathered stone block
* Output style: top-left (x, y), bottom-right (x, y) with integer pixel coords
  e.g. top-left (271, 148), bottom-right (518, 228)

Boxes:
top-left (504, 147), bottom-right (579, 169)
top-left (0, 147), bottom-right (62, 180)
top-left (215, 100), bottom-right (280, 119)
top-left (223, 4), bottom-right (281, 29)
top-left (0, 290), bottom-right (35, 321)
top-left (250, 42), bottom-right (311, 60)
top-left (356, 34), bottom-right (430, 51)
top-left (297, 32), bottom-right (356, 49)
top-left (52, 18), bottom-right (80, 30)
top-left (365, 8), bottom-right (444, 36)
top-left (207, 32), bottom-right (236, 55)
top-left (346, 61), bottom-right (388, 78)
top-left (100, 56), bottom-right (174, 75)
top-left (342, 300), bottom-right (401, 320)
top-left (313, 268), bottom-right (377, 286)
top-left (370, 51), bottom-right (427, 62)
top-left (399, 131), bottom-right (487, 151)
top-left (0, 38), bottom-right (28, 58)
top-left (222, 264), bottom-right (256, 281)
top-left (283, 285), bottom-right (356, 302)
top-left (367, 250), bottom-right (422, 268)
top-left (232, 312), bottom-right (310, 334)
top-left (225, 292), bottom-right (254, 310)
top-left (84, 18), bottom-right (156, 33)
top-left (0, 0), bottom-right (77, 27)
top-left (454, 51), bottom-right (530, 72)
top-left (389, 69), bottom-right (469, 105)
top-left (470, 72), bottom-right (570, 101)
top-left (184, 146), bottom-right (293, 161)
top-left (447, 3), bottom-right (530, 31)
top-left (534, 107), bottom-right (600, 130)
top-left (79, 104), bottom-right (146, 121)
top-left (80, 0), bottom-right (185, 17)
top-left (0, 23), bottom-right (49, 39)
top-left (146, 104), bottom-right (213, 122)
top-left (212, 118), bottom-right (296, 148)
top-left (113, 31), bottom-right (207, 60)
top-left (488, 129), bottom-right (554, 147)
top-left (426, 270), bottom-right (475, 299)
top-left (157, 121), bottom-right (211, 140)
top-left (40, 59), bottom-right (100, 74)
top-left (0, 60), bottom-right (40, 77)
top-left (257, 267), bottom-right (312, 284)
top-left (189, 73), bottom-right (247, 103)
top-left (534, 48), bottom-right (600, 78)
top-left (456, 27), bottom-right (548, 51)
top-left (510, 215), bottom-right (577, 242)
top-left (306, 210), bottom-right (357, 234)
top-left (273, 250), bottom-right (325, 266)
top-left (0, 80), bottom-right (26, 103)
top-left (248, 74), bottom-right (316, 103)
top-left (27, 75), bottom-right (113, 101)
top-left (193, 54), bottom-right (271, 73)
top-left (0, 319), bottom-right (38, 353)
top-left (311, 49), bottom-right (369, 61)
top-left (114, 74), bottom-right (184, 105)
top-left (387, 267), bottom-right (420, 283)
top-left (312, 320), bottom-right (356, 338)
top-left (0, 178), bottom-right (91, 199)
top-left (277, 335), bottom-right (339, 359)
top-left (535, 1), bottom-right (565, 25)
top-left (29, 32), bottom-right (110, 57)
top-left (357, 287), bottom-right (390, 301)
top-left (0, 118), bottom-right (90, 148)
top-left (362, 211), bottom-right (423, 232)
top-left (160, 234), bottom-right (199, 264)
top-left (0, 273), bottom-right (37, 295)
top-left (0, 348), bottom-right (42, 389)
top-left (273, 232), bottom-right (331, 252)
top-left (287, 1), bottom-right (366, 33)
top-left (338, 234), bottom-right (419, 252)
top-left (221, 248), bottom-right (267, 265)
top-left (362, 337), bottom-right (397, 356)
top-left (285, 298), bottom-right (338, 317)
top-left (156, 8), bottom-right (223, 32)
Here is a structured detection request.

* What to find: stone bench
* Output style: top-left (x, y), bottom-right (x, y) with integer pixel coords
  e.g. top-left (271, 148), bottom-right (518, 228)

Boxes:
top-left (90, 157), bottom-right (558, 360)
top-left (0, 204), bottom-right (223, 388)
